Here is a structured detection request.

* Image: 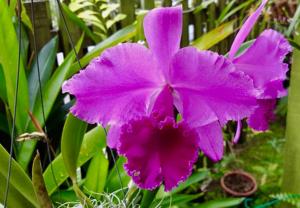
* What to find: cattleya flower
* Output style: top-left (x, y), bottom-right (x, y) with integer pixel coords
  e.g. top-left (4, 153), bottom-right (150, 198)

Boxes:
top-left (228, 0), bottom-right (291, 141)
top-left (62, 0), bottom-right (290, 191)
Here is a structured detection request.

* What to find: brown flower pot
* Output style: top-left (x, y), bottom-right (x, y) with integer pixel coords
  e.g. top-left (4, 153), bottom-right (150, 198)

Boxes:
top-left (220, 170), bottom-right (257, 197)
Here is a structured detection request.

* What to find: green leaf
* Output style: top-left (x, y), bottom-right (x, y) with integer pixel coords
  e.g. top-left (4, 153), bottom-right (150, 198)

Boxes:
top-left (218, 0), bottom-right (254, 24)
top-left (69, 1), bottom-right (95, 12)
top-left (283, 26), bottom-right (300, 194)
top-left (84, 151), bottom-right (109, 194)
top-left (195, 197), bottom-right (245, 208)
top-left (15, 21), bottom-right (30, 66)
top-left (68, 24), bottom-right (136, 76)
top-left (0, 64), bottom-right (7, 102)
top-left (135, 11), bottom-right (147, 41)
top-left (9, 0), bottom-right (17, 15)
top-left (140, 189), bottom-right (158, 208)
top-left (154, 169), bottom-right (210, 201)
top-left (106, 14), bottom-right (126, 29)
top-left (192, 20), bottom-right (236, 50)
top-left (193, 0), bottom-right (215, 14)
top-left (51, 190), bottom-right (78, 205)
top-left (61, 114), bottom-right (87, 182)
top-left (44, 126), bottom-right (106, 195)
top-left (217, 0), bottom-right (237, 24)
top-left (0, 0), bottom-right (30, 133)
top-left (61, 3), bottom-right (99, 43)
top-left (289, 38), bottom-right (300, 51)
top-left (151, 193), bottom-right (203, 208)
top-left (9, 1), bottom-right (33, 31)
top-left (32, 152), bottom-right (52, 208)
top-left (286, 4), bottom-right (300, 37)
top-left (105, 157), bottom-right (130, 192)
top-left (77, 10), bottom-right (106, 33)
top-left (0, 144), bottom-right (38, 208)
top-left (172, 169), bottom-right (209, 194)
top-left (234, 40), bottom-right (255, 57)
top-left (16, 35), bottom-right (84, 170)
top-left (33, 34), bottom-right (84, 127)
top-left (29, 36), bottom-right (58, 111)
top-left (21, 2), bottom-right (33, 31)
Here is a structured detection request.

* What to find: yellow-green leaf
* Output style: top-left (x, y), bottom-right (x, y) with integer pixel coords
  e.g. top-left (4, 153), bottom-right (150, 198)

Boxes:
top-left (61, 114), bottom-right (87, 182)
top-left (192, 20), bottom-right (236, 50)
top-left (0, 144), bottom-right (38, 207)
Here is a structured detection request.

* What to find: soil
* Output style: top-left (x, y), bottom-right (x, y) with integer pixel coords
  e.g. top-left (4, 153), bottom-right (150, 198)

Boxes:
top-left (223, 173), bottom-right (254, 193)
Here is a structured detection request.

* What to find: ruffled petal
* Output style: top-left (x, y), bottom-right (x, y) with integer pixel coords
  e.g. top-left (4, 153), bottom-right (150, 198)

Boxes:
top-left (196, 121), bottom-right (224, 162)
top-left (233, 29), bottom-right (291, 98)
top-left (228, 0), bottom-right (268, 59)
top-left (248, 99), bottom-right (276, 131)
top-left (144, 6), bottom-right (182, 78)
top-left (62, 43), bottom-right (164, 126)
top-left (118, 116), bottom-right (199, 191)
top-left (170, 47), bottom-right (257, 126)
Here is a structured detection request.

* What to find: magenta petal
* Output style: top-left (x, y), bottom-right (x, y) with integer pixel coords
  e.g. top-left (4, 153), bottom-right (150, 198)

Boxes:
top-left (233, 29), bottom-right (291, 98)
top-left (62, 43), bottom-right (164, 126)
top-left (233, 120), bottom-right (242, 144)
top-left (144, 6), bottom-right (182, 77)
top-left (108, 86), bottom-right (174, 149)
top-left (118, 116), bottom-right (199, 191)
top-left (264, 80), bottom-right (287, 98)
top-left (228, 0), bottom-right (268, 59)
top-left (107, 125), bottom-right (121, 148)
top-left (196, 121), bottom-right (224, 162)
top-left (248, 99), bottom-right (276, 131)
top-left (170, 47), bottom-right (257, 126)
top-left (150, 85), bottom-right (174, 119)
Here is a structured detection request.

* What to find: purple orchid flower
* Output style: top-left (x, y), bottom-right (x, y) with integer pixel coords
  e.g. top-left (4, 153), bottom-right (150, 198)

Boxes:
top-left (62, 6), bottom-right (260, 190)
top-left (227, 0), bottom-right (291, 141)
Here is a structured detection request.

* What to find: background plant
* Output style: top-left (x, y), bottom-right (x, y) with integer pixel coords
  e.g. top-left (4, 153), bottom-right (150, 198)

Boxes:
top-left (0, 0), bottom-right (299, 207)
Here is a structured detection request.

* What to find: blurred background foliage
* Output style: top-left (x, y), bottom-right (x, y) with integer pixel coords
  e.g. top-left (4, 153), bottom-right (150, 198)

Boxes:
top-left (0, 0), bottom-right (300, 207)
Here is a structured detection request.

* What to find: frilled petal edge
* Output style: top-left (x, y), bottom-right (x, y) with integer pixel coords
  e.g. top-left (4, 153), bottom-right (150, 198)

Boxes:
top-left (62, 43), bottom-right (164, 126)
top-left (118, 116), bottom-right (199, 191)
top-left (170, 47), bottom-right (257, 127)
top-left (233, 29), bottom-right (291, 98)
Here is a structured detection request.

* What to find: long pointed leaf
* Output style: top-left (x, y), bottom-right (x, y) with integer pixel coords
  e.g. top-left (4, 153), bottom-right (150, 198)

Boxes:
top-left (0, 0), bottom-right (29, 133)
top-left (61, 114), bottom-right (87, 182)
top-left (44, 126), bottom-right (106, 195)
top-left (195, 198), bottom-right (245, 208)
top-left (192, 20), bottom-right (236, 50)
top-left (0, 64), bottom-right (7, 103)
top-left (84, 151), bottom-right (109, 194)
top-left (283, 26), bottom-right (300, 194)
top-left (0, 144), bottom-right (38, 207)
top-left (29, 36), bottom-right (58, 111)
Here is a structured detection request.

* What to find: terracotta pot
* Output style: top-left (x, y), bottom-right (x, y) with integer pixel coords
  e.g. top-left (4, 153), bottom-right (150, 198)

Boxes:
top-left (220, 170), bottom-right (257, 197)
